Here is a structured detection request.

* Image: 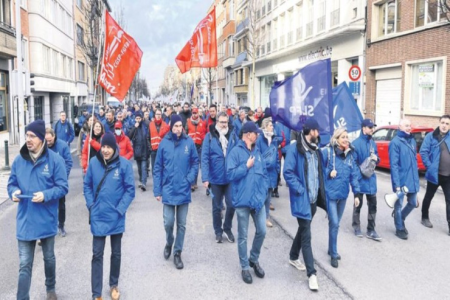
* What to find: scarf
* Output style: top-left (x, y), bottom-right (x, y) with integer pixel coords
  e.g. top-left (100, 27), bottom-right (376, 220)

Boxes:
top-left (215, 124), bottom-right (229, 157)
top-left (263, 130), bottom-right (273, 145)
top-left (155, 118), bottom-right (162, 126)
top-left (30, 141), bottom-right (46, 163)
top-left (190, 116), bottom-right (200, 125)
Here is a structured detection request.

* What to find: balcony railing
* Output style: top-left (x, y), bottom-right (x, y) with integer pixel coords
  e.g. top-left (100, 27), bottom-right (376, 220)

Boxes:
top-left (280, 34), bottom-right (285, 48)
top-left (330, 8), bottom-right (340, 27)
top-left (317, 16), bottom-right (326, 32)
top-left (306, 21), bottom-right (313, 37)
top-left (273, 39), bottom-right (277, 51)
top-left (261, 44), bottom-right (265, 55)
top-left (236, 18), bottom-right (249, 33)
top-left (287, 31), bottom-right (293, 45)
top-left (0, 21), bottom-right (16, 36)
top-left (296, 27), bottom-right (303, 41)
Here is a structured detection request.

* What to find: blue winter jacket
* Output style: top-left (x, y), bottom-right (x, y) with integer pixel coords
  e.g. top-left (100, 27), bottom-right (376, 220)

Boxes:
top-left (420, 127), bottom-right (450, 185)
top-left (226, 140), bottom-right (269, 212)
top-left (388, 131), bottom-right (420, 193)
top-left (48, 137), bottom-right (73, 178)
top-left (201, 125), bottom-right (238, 185)
top-left (84, 149), bottom-right (135, 236)
top-left (153, 132), bottom-right (199, 206)
top-left (53, 120), bottom-right (74, 145)
top-left (283, 140), bottom-right (327, 220)
top-left (256, 134), bottom-right (279, 188)
top-left (322, 145), bottom-right (361, 201)
top-left (352, 131), bottom-right (380, 195)
top-left (277, 122), bottom-right (291, 154)
top-left (7, 144), bottom-right (68, 241)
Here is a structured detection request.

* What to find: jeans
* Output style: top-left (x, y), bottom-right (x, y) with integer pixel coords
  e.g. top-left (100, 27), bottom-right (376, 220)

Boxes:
top-left (150, 151), bottom-right (157, 176)
top-left (17, 236), bottom-right (56, 300)
top-left (236, 206), bottom-right (267, 270)
top-left (163, 204), bottom-right (189, 253)
top-left (290, 203), bottom-right (317, 277)
top-left (58, 196), bottom-right (66, 227)
top-left (91, 234), bottom-right (123, 298)
top-left (211, 184), bottom-right (235, 235)
top-left (136, 159), bottom-right (147, 186)
top-left (422, 175), bottom-right (450, 222)
top-left (394, 193), bottom-right (417, 230)
top-left (193, 146), bottom-right (202, 186)
top-left (264, 188), bottom-right (272, 219)
top-left (328, 199), bottom-right (347, 259)
top-left (352, 194), bottom-right (377, 232)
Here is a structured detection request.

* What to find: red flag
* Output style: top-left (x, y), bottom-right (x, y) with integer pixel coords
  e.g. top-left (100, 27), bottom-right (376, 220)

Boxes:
top-left (175, 7), bottom-right (217, 74)
top-left (99, 11), bottom-right (143, 101)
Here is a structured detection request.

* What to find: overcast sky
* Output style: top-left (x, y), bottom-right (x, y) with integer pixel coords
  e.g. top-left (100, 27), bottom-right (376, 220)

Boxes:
top-left (107, 0), bottom-right (213, 95)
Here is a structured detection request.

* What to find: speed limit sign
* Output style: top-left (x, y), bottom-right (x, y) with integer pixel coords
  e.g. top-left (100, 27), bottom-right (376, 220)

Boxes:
top-left (349, 65), bottom-right (361, 81)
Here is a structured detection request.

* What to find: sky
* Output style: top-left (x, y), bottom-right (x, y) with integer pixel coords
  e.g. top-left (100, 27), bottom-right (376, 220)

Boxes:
top-left (107, 0), bottom-right (214, 96)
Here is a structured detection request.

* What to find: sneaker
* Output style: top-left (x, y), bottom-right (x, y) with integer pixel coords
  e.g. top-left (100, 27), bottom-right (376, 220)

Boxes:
top-left (216, 234), bottom-right (223, 243)
top-left (269, 203), bottom-right (275, 211)
top-left (110, 286), bottom-right (120, 300)
top-left (421, 218), bottom-right (433, 228)
top-left (271, 191), bottom-right (275, 197)
top-left (309, 274), bottom-right (319, 291)
top-left (395, 229), bottom-right (408, 240)
top-left (354, 228), bottom-right (363, 238)
top-left (274, 191), bottom-right (280, 198)
top-left (93, 297), bottom-right (102, 300)
top-left (191, 186), bottom-right (195, 191)
top-left (224, 230), bottom-right (235, 243)
top-left (331, 257), bottom-right (339, 268)
top-left (289, 259), bottom-right (306, 271)
top-left (266, 220), bottom-right (273, 228)
top-left (141, 185), bottom-right (146, 192)
top-left (46, 291), bottom-right (57, 300)
top-left (138, 182), bottom-right (143, 189)
top-left (37, 240), bottom-right (42, 246)
top-left (366, 230), bottom-right (382, 241)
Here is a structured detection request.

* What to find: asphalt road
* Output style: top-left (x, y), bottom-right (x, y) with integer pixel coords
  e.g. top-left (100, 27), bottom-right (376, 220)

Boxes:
top-left (0, 156), bottom-right (350, 300)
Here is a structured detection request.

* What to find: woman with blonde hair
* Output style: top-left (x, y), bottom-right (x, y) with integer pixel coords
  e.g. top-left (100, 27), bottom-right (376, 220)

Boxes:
top-left (322, 127), bottom-right (361, 269)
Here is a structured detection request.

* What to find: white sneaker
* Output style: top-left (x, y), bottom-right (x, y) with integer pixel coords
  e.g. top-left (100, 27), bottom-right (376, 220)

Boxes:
top-left (309, 274), bottom-right (319, 291)
top-left (289, 259), bottom-right (306, 271)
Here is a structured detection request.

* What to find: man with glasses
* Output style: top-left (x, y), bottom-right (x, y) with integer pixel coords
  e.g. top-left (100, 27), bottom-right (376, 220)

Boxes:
top-left (8, 120), bottom-right (68, 300)
top-left (53, 111), bottom-right (74, 146)
top-left (128, 112), bottom-right (151, 191)
top-left (186, 107), bottom-right (206, 191)
top-left (226, 121), bottom-right (268, 284)
top-left (352, 119), bottom-right (382, 241)
top-left (149, 108), bottom-right (169, 174)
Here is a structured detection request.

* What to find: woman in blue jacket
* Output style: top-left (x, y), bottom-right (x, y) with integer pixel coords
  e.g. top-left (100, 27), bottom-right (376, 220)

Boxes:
top-left (322, 127), bottom-right (361, 268)
top-left (256, 118), bottom-right (280, 227)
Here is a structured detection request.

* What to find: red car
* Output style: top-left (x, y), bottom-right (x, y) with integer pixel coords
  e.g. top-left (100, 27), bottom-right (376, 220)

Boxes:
top-left (371, 125), bottom-right (433, 171)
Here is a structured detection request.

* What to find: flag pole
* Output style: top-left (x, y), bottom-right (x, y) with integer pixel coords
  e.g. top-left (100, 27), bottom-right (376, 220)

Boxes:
top-left (87, 8), bottom-right (106, 162)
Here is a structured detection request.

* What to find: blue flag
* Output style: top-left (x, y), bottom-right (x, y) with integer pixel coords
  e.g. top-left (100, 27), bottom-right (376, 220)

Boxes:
top-left (269, 59), bottom-right (333, 136)
top-left (332, 82), bottom-right (363, 132)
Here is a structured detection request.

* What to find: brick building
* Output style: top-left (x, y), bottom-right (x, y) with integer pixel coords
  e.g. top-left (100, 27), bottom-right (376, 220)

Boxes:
top-left (366, 0), bottom-right (450, 126)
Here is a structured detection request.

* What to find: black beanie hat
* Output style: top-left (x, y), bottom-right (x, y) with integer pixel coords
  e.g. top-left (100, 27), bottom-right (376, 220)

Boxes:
top-left (26, 120), bottom-right (46, 141)
top-left (170, 114), bottom-right (182, 131)
top-left (101, 132), bottom-right (117, 150)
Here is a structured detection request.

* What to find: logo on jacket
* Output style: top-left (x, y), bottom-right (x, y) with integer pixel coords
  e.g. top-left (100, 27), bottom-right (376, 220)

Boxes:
top-left (185, 145), bottom-right (189, 154)
top-left (42, 164), bottom-right (50, 175)
top-left (113, 169), bottom-right (119, 179)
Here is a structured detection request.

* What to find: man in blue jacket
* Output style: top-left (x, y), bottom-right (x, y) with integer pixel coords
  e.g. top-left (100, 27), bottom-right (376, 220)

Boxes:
top-left (153, 114), bottom-right (199, 270)
top-left (283, 118), bottom-right (324, 291)
top-left (45, 128), bottom-right (73, 237)
top-left (226, 121), bottom-right (268, 284)
top-left (202, 112), bottom-right (238, 243)
top-left (351, 119), bottom-right (382, 241)
top-left (84, 132), bottom-right (135, 300)
top-left (7, 119), bottom-right (68, 300)
top-left (389, 119), bottom-right (420, 240)
top-left (53, 111), bottom-right (74, 146)
top-left (419, 114), bottom-right (450, 234)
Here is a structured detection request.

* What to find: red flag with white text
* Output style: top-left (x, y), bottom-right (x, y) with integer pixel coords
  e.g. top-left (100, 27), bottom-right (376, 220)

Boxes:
top-left (99, 11), bottom-right (143, 101)
top-left (175, 7), bottom-right (217, 73)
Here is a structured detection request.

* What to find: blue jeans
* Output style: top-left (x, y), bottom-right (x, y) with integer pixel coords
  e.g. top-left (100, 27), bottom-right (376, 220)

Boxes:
top-left (163, 204), bottom-right (189, 253)
top-left (17, 236), bottom-right (56, 300)
top-left (91, 234), bottom-right (123, 298)
top-left (394, 193), bottom-right (417, 230)
top-left (150, 151), bottom-right (157, 176)
top-left (236, 207), bottom-right (267, 270)
top-left (194, 146), bottom-right (202, 186)
top-left (328, 199), bottom-right (346, 259)
top-left (211, 184), bottom-right (235, 235)
top-left (136, 159), bottom-right (147, 186)
top-left (264, 188), bottom-right (272, 219)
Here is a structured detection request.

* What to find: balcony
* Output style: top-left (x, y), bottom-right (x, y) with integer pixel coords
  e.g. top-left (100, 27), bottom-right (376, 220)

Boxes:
top-left (306, 21), bottom-right (313, 37)
top-left (223, 55), bottom-right (236, 68)
top-left (0, 21), bottom-right (17, 58)
top-left (287, 31), bottom-right (293, 45)
top-left (234, 84), bottom-right (248, 94)
top-left (231, 51), bottom-right (247, 68)
top-left (330, 8), bottom-right (340, 27)
top-left (235, 18), bottom-right (249, 38)
top-left (296, 27), bottom-right (303, 41)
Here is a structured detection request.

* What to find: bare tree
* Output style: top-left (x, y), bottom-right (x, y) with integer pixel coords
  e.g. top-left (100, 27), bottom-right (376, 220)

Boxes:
top-left (247, 0), bottom-right (264, 108)
top-left (438, 0), bottom-right (450, 22)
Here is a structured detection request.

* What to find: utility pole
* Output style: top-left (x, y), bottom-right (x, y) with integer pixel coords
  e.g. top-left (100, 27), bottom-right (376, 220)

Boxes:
top-left (15, 0), bottom-right (25, 146)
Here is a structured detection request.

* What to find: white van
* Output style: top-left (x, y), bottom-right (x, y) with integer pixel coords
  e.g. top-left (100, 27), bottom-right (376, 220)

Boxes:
top-left (107, 97), bottom-right (121, 108)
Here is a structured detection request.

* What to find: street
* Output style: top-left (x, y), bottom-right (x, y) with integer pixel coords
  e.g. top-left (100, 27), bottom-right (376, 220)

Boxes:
top-left (0, 155), bottom-right (449, 299)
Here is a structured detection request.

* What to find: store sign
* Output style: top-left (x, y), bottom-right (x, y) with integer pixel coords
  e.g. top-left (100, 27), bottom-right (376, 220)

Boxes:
top-left (298, 46), bottom-right (333, 62)
top-left (418, 64), bottom-right (435, 88)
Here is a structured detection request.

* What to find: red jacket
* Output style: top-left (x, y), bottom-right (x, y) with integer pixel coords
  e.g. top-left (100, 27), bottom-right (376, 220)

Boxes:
top-left (115, 132), bottom-right (133, 160)
top-left (186, 118), bottom-right (206, 145)
top-left (149, 120), bottom-right (169, 150)
top-left (205, 116), bottom-right (215, 133)
top-left (81, 134), bottom-right (102, 173)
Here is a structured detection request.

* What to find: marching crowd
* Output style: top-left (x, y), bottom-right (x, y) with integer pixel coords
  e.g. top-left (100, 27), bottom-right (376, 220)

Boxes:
top-left (6, 100), bottom-right (450, 299)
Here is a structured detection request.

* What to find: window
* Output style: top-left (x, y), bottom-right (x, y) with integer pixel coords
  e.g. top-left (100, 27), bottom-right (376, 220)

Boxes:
top-left (306, 0), bottom-right (314, 37)
top-left (0, 73), bottom-right (7, 132)
top-left (42, 45), bottom-right (50, 73)
top-left (0, 0), bottom-right (12, 26)
top-left (415, 0), bottom-right (447, 27)
top-left (62, 55), bottom-right (67, 78)
top-left (68, 58), bottom-right (73, 79)
top-left (228, 38), bottom-right (233, 57)
top-left (52, 50), bottom-right (58, 76)
top-left (20, 0), bottom-right (27, 9)
top-left (317, 0), bottom-right (326, 32)
top-left (78, 61), bottom-right (85, 81)
top-left (377, 0), bottom-right (401, 37)
top-left (330, 0), bottom-right (340, 27)
top-left (34, 97), bottom-right (44, 121)
top-left (229, 0), bottom-right (234, 20)
top-left (22, 39), bottom-right (29, 69)
top-left (372, 128), bottom-right (389, 141)
top-left (77, 0), bottom-right (82, 9)
top-left (409, 61), bottom-right (444, 114)
top-left (77, 24), bottom-right (84, 46)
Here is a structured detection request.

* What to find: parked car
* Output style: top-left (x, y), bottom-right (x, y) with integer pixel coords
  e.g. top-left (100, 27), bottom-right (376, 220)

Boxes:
top-left (371, 125), bottom-right (433, 171)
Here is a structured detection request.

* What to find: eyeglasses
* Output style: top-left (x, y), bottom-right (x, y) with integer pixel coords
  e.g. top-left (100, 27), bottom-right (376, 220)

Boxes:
top-left (155, 114), bottom-right (162, 116)
top-left (26, 133), bottom-right (39, 139)
top-left (218, 121), bottom-right (228, 124)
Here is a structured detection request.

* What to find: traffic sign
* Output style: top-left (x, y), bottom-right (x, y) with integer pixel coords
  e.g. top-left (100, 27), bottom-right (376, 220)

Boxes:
top-left (349, 65), bottom-right (361, 81)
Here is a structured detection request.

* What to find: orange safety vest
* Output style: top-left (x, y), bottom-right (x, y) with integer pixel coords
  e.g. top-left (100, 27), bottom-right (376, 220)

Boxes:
top-left (187, 119), bottom-right (205, 145)
top-left (149, 121), bottom-right (168, 150)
